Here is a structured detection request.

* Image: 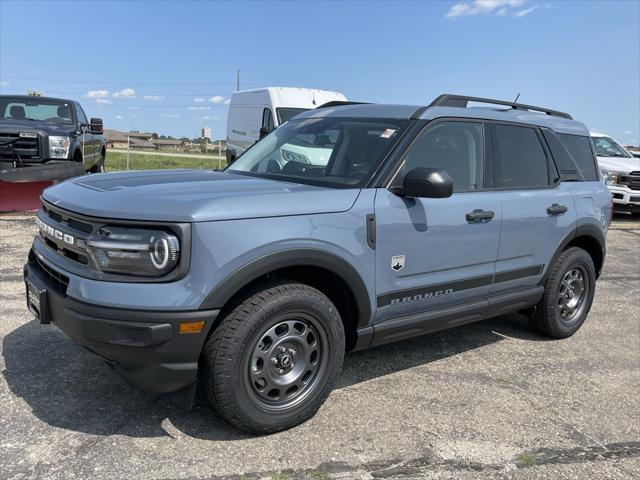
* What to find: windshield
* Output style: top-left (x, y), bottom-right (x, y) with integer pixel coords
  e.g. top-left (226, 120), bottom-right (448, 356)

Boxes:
top-left (227, 117), bottom-right (410, 188)
top-left (0, 97), bottom-right (75, 124)
top-left (592, 136), bottom-right (631, 158)
top-left (276, 107), bottom-right (309, 124)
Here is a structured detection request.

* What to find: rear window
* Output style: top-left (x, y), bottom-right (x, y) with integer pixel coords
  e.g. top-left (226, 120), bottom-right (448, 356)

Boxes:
top-left (558, 134), bottom-right (598, 181)
top-left (493, 124), bottom-right (550, 188)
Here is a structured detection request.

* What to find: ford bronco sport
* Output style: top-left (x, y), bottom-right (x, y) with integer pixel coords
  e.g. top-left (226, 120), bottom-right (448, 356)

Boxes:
top-left (0, 95), bottom-right (105, 183)
top-left (24, 94), bottom-right (611, 433)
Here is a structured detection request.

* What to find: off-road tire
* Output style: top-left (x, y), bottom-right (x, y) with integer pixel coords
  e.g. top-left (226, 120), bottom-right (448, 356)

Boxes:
top-left (202, 282), bottom-right (345, 434)
top-left (529, 247), bottom-right (596, 338)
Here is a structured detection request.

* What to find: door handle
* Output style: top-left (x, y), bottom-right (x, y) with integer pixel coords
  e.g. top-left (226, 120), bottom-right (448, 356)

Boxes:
top-left (547, 204), bottom-right (568, 215)
top-left (466, 209), bottom-right (495, 222)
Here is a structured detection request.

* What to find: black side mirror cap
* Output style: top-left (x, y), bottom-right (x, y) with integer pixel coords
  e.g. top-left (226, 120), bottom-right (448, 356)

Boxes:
top-left (90, 117), bottom-right (103, 134)
top-left (390, 167), bottom-right (453, 198)
top-left (259, 126), bottom-right (271, 139)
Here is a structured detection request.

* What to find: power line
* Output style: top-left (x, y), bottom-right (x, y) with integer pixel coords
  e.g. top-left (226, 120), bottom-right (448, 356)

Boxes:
top-left (0, 75), bottom-right (250, 87)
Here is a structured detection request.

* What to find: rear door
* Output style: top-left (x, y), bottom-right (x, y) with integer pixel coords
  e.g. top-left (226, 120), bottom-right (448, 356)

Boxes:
top-left (374, 120), bottom-right (501, 322)
top-left (488, 123), bottom-right (577, 296)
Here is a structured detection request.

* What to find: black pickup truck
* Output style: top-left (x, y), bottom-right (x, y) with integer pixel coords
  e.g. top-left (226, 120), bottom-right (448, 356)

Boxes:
top-left (0, 95), bottom-right (105, 182)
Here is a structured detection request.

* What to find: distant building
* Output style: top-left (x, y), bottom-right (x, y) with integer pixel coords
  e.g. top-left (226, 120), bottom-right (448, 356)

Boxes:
top-left (151, 138), bottom-right (184, 151)
top-left (201, 126), bottom-right (211, 139)
top-left (104, 129), bottom-right (157, 150)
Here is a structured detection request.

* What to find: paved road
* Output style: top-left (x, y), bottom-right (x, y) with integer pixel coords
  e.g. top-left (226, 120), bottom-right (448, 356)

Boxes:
top-left (1, 214), bottom-right (638, 479)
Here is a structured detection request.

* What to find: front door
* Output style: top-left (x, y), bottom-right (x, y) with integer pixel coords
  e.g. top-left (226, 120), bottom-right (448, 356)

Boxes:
top-left (374, 120), bottom-right (501, 322)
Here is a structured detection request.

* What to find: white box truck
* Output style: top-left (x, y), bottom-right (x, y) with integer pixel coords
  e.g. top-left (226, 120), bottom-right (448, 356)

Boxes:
top-left (225, 87), bottom-right (347, 164)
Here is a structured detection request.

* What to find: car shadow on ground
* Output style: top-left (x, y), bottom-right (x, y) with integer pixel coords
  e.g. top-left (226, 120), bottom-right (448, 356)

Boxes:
top-left (2, 313), bottom-right (549, 441)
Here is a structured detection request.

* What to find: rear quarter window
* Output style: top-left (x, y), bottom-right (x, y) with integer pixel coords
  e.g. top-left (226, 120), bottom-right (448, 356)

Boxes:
top-left (557, 133), bottom-right (599, 181)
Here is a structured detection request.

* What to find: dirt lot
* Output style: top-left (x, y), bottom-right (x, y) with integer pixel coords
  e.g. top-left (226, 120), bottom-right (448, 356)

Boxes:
top-left (1, 213), bottom-right (638, 479)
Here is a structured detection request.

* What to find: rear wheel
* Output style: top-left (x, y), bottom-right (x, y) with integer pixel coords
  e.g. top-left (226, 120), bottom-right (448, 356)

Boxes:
top-left (529, 247), bottom-right (596, 338)
top-left (202, 282), bottom-right (345, 434)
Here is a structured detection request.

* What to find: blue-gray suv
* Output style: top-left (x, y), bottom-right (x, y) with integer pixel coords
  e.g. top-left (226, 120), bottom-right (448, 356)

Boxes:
top-left (24, 95), bottom-right (612, 433)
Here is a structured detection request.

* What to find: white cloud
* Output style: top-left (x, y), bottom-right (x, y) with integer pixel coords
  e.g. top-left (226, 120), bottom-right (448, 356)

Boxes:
top-left (115, 115), bottom-right (124, 120)
top-left (128, 106), bottom-right (140, 110)
top-left (624, 130), bottom-right (633, 135)
top-left (143, 95), bottom-right (164, 101)
top-left (161, 113), bottom-right (181, 119)
top-left (112, 88), bottom-right (136, 98)
top-left (446, 0), bottom-right (532, 18)
top-left (209, 95), bottom-right (225, 104)
top-left (224, 99), bottom-right (231, 106)
top-left (194, 97), bottom-right (206, 103)
top-left (514, 4), bottom-right (538, 17)
top-left (201, 116), bottom-right (220, 121)
top-left (87, 89), bottom-right (110, 98)
top-left (0, 80), bottom-right (10, 87)
top-left (187, 106), bottom-right (212, 111)
top-left (96, 98), bottom-right (112, 104)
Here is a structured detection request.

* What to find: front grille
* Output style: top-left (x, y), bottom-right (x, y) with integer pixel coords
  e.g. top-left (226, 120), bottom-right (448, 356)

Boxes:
top-left (43, 204), bottom-right (93, 234)
top-left (618, 173), bottom-right (640, 191)
top-left (39, 204), bottom-right (95, 265)
top-left (30, 250), bottom-right (69, 294)
top-left (0, 132), bottom-right (40, 160)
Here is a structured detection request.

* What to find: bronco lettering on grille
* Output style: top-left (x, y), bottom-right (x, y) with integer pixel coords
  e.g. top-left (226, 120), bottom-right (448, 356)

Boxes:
top-left (36, 217), bottom-right (75, 246)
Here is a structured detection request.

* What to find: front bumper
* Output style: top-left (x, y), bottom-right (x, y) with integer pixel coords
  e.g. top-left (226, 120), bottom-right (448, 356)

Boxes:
top-left (23, 255), bottom-right (219, 396)
top-left (608, 185), bottom-right (640, 212)
top-left (1, 161), bottom-right (85, 183)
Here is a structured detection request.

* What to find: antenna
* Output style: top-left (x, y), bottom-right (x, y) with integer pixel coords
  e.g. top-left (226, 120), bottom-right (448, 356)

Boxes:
top-left (514, 93), bottom-right (521, 103)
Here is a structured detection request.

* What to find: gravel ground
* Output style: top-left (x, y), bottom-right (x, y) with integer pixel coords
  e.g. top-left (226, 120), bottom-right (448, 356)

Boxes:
top-left (0, 213), bottom-right (638, 480)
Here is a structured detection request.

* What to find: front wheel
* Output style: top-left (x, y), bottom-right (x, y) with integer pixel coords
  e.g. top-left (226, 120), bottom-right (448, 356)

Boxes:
top-left (202, 282), bottom-right (345, 434)
top-left (529, 247), bottom-right (596, 338)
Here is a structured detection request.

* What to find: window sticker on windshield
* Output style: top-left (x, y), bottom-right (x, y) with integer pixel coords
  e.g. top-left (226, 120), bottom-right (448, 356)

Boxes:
top-left (380, 128), bottom-right (397, 139)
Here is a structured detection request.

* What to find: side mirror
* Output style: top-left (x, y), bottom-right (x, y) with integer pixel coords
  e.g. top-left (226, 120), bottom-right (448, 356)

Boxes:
top-left (259, 126), bottom-right (271, 139)
top-left (90, 118), bottom-right (103, 134)
top-left (390, 167), bottom-right (453, 198)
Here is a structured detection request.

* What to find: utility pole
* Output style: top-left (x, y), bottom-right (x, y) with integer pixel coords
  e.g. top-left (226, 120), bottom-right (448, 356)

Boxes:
top-left (236, 69), bottom-right (240, 91)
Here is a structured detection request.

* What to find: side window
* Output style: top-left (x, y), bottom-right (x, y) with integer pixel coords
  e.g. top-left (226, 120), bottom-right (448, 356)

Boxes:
top-left (75, 104), bottom-right (88, 125)
top-left (557, 133), bottom-right (599, 181)
top-left (401, 121), bottom-right (484, 192)
top-left (493, 124), bottom-right (550, 188)
top-left (541, 130), bottom-right (581, 181)
top-left (261, 108), bottom-right (274, 132)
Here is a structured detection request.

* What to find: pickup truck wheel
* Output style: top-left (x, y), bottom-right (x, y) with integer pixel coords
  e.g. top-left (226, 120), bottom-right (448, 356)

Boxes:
top-left (88, 161), bottom-right (104, 174)
top-left (529, 247), bottom-right (596, 338)
top-left (202, 282), bottom-right (345, 434)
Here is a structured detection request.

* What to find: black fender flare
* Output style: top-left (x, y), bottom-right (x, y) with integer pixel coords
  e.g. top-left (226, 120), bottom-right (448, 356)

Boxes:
top-left (199, 249), bottom-right (373, 328)
top-left (541, 223), bottom-right (606, 284)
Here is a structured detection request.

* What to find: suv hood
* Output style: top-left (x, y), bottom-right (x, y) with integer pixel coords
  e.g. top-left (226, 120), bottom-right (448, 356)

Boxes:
top-left (597, 155), bottom-right (640, 173)
top-left (42, 169), bottom-right (360, 222)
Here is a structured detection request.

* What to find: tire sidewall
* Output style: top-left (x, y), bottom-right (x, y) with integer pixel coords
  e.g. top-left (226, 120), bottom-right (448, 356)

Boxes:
top-left (544, 248), bottom-right (596, 337)
top-left (214, 285), bottom-right (344, 431)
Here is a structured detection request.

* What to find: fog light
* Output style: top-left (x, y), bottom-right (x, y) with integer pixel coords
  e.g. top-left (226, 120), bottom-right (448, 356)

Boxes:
top-left (179, 320), bottom-right (205, 334)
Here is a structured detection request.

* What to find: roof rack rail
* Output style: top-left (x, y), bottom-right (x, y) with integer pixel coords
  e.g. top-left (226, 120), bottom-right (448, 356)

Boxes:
top-left (428, 94), bottom-right (572, 119)
top-left (315, 101), bottom-right (369, 109)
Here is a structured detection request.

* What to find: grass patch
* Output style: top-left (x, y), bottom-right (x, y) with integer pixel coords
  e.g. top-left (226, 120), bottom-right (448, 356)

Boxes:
top-left (269, 473), bottom-right (292, 480)
top-left (517, 453), bottom-right (535, 466)
top-left (307, 470), bottom-right (331, 480)
top-left (105, 150), bottom-right (226, 172)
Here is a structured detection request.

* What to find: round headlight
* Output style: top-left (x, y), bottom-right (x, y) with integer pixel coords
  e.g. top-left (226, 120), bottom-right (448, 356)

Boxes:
top-left (86, 226), bottom-right (180, 277)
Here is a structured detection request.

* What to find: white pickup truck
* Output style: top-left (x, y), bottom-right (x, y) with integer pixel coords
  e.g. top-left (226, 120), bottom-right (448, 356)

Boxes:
top-left (592, 131), bottom-right (640, 215)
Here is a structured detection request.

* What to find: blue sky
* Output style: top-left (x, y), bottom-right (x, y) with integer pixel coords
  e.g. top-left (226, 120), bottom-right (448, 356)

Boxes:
top-left (1, 0), bottom-right (638, 143)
